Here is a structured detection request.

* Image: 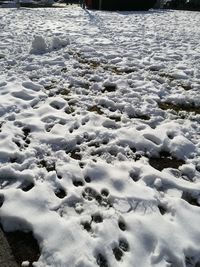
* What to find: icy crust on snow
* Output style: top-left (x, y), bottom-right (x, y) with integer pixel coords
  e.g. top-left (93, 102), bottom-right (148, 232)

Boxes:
top-left (0, 7), bottom-right (200, 267)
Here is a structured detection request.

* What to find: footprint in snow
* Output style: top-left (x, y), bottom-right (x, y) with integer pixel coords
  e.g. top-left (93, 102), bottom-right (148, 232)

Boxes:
top-left (20, 181), bottom-right (35, 192)
top-left (82, 187), bottom-right (111, 207)
top-left (12, 90), bottom-right (35, 101)
top-left (181, 191), bottom-right (200, 207)
top-left (38, 159), bottom-right (56, 172)
top-left (49, 100), bottom-right (66, 110)
top-left (69, 148), bottom-right (82, 161)
top-left (0, 194), bottom-right (4, 208)
top-left (54, 187), bottom-right (67, 199)
top-left (22, 127), bottom-right (31, 148)
top-left (0, 121), bottom-right (5, 132)
top-left (91, 213), bottom-right (103, 223)
top-left (96, 253), bottom-right (109, 267)
top-left (102, 119), bottom-right (120, 129)
top-left (0, 81), bottom-right (7, 87)
top-left (129, 170), bottom-right (140, 182)
top-left (119, 238), bottom-right (130, 252)
top-left (22, 81), bottom-right (42, 92)
top-left (118, 218), bottom-right (127, 231)
top-left (149, 151), bottom-right (185, 171)
top-left (81, 221), bottom-right (92, 233)
top-left (73, 179), bottom-right (85, 187)
top-left (158, 204), bottom-right (167, 215)
top-left (112, 238), bottom-right (130, 262)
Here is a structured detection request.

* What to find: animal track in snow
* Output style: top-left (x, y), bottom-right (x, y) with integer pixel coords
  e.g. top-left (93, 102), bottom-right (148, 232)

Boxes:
top-left (96, 253), bottom-right (109, 267)
top-left (73, 179), bottom-right (85, 187)
top-left (54, 187), bottom-right (67, 199)
top-left (118, 218), bottom-right (127, 232)
top-left (20, 181), bottom-right (35, 192)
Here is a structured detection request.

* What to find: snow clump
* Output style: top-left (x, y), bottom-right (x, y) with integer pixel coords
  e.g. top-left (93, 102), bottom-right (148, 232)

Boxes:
top-left (30, 35), bottom-right (48, 54)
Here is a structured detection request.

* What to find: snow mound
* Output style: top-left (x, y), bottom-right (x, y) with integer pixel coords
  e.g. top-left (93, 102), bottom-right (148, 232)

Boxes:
top-left (51, 36), bottom-right (70, 50)
top-left (30, 35), bottom-right (70, 54)
top-left (30, 35), bottom-right (48, 54)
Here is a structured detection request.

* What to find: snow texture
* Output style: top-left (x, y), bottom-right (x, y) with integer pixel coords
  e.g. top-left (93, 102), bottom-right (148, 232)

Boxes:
top-left (0, 6), bottom-right (200, 267)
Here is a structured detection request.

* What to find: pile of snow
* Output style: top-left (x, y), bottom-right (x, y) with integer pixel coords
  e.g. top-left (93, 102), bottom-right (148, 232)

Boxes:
top-left (30, 35), bottom-right (70, 54)
top-left (30, 35), bottom-right (48, 54)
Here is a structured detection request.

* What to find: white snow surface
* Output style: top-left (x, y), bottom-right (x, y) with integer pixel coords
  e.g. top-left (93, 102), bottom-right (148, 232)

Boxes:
top-left (0, 6), bottom-right (200, 267)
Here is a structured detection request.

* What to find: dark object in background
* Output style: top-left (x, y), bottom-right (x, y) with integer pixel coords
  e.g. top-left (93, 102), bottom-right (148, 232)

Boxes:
top-left (164, 0), bottom-right (200, 11)
top-left (79, 0), bottom-right (85, 8)
top-left (184, 0), bottom-right (200, 10)
top-left (85, 0), bottom-right (157, 11)
top-left (164, 0), bottom-right (186, 9)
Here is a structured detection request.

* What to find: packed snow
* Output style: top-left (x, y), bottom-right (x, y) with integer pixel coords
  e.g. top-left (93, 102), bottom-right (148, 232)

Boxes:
top-left (0, 5), bottom-right (200, 267)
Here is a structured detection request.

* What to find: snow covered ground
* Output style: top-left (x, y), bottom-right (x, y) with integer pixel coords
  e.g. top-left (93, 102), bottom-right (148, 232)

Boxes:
top-left (0, 6), bottom-right (200, 267)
